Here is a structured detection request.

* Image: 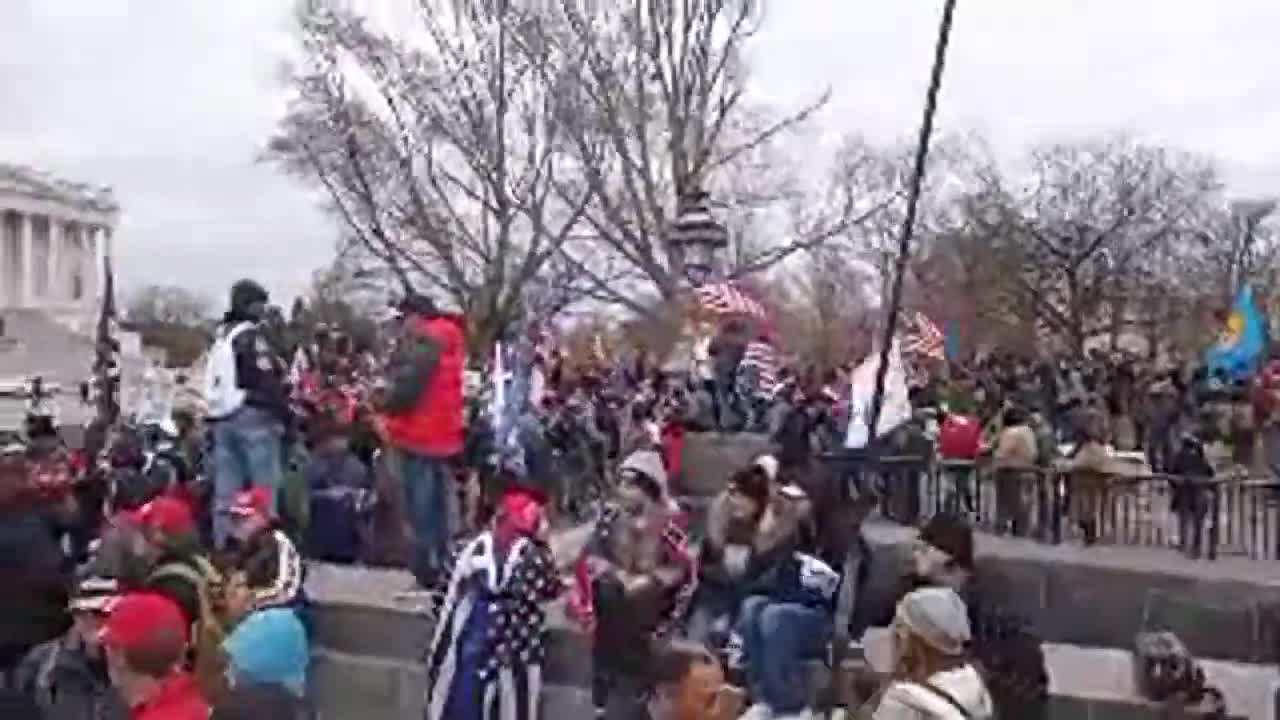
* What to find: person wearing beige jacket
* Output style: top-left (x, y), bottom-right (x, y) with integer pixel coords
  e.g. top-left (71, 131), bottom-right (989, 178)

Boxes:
top-left (988, 406), bottom-right (1039, 536)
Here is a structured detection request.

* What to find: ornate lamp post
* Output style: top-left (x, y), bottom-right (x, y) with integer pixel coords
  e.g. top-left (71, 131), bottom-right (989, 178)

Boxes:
top-left (668, 187), bottom-right (728, 287)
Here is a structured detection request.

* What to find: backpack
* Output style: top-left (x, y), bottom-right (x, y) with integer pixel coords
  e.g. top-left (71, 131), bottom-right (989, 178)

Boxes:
top-left (205, 322), bottom-right (253, 419)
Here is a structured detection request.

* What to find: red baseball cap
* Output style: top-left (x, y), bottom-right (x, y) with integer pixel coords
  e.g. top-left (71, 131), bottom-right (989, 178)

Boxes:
top-left (98, 592), bottom-right (190, 653)
top-left (228, 486), bottom-right (274, 520)
top-left (119, 496), bottom-right (196, 536)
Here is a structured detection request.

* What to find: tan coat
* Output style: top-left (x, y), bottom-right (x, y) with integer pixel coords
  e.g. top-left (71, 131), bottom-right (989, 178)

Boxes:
top-left (992, 425), bottom-right (1038, 469)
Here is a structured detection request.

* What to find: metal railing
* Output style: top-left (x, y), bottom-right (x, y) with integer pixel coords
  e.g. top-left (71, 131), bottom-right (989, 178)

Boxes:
top-left (823, 452), bottom-right (1280, 562)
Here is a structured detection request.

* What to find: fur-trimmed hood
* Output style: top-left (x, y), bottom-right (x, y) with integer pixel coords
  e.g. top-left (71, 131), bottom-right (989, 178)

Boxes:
top-left (704, 485), bottom-right (807, 566)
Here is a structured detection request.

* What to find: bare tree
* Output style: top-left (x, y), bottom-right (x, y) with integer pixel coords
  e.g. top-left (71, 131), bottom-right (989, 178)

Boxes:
top-left (519, 0), bottom-right (889, 314)
top-left (774, 246), bottom-right (876, 372)
top-left (972, 137), bottom-right (1221, 354)
top-left (268, 0), bottom-right (600, 355)
top-left (125, 284), bottom-right (214, 326)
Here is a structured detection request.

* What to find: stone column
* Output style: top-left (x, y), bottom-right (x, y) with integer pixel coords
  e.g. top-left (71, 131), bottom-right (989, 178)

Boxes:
top-left (49, 220), bottom-right (63, 303)
top-left (18, 212), bottom-right (32, 307)
top-left (86, 224), bottom-right (100, 308)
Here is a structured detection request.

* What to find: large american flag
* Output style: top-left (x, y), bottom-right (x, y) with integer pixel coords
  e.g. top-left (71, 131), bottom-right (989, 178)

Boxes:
top-left (899, 311), bottom-right (945, 387)
top-left (901, 311), bottom-right (945, 361)
top-left (740, 340), bottom-right (782, 397)
top-left (694, 282), bottom-right (767, 320)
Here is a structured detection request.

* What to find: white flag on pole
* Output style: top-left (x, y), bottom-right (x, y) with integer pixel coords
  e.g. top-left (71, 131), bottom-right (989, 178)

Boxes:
top-left (845, 340), bottom-right (913, 448)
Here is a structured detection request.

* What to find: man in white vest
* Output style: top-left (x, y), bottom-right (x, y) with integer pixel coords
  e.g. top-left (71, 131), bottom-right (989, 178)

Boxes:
top-left (204, 279), bottom-right (289, 549)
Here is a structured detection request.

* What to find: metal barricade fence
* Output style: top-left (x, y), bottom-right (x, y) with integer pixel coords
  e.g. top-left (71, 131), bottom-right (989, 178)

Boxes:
top-left (820, 451), bottom-right (1280, 561)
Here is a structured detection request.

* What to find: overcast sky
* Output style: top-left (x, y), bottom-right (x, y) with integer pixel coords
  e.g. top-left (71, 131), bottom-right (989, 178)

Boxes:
top-left (3, 0), bottom-right (1280, 306)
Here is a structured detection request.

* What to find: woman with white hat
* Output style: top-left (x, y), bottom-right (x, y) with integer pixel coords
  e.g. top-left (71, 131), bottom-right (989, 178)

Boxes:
top-left (866, 587), bottom-right (993, 719)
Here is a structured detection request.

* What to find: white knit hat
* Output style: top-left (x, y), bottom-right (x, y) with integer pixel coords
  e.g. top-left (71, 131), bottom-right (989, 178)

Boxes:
top-left (895, 587), bottom-right (972, 656)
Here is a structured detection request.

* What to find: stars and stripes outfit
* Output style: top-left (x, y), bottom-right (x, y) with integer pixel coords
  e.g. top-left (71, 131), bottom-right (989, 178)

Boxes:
top-left (423, 532), bottom-right (564, 720)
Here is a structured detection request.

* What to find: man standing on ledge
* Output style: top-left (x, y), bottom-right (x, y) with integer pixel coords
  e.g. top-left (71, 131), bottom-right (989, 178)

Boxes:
top-left (380, 293), bottom-right (465, 588)
top-left (205, 279), bottom-right (289, 549)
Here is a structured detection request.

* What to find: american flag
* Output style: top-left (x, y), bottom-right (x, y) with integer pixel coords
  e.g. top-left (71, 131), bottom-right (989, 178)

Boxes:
top-left (694, 282), bottom-right (767, 320)
top-left (901, 311), bottom-right (945, 361)
top-left (740, 340), bottom-right (782, 397)
top-left (91, 253), bottom-right (121, 427)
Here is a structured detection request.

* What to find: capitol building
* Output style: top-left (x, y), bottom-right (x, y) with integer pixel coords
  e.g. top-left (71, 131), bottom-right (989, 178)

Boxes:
top-left (1, 163), bottom-right (115, 333)
top-left (0, 163), bottom-right (139, 428)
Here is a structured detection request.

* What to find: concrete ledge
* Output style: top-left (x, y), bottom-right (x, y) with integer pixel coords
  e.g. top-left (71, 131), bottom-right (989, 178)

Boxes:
top-left (308, 564), bottom-right (1276, 719)
top-left (311, 650), bottom-right (593, 720)
top-left (860, 522), bottom-right (1280, 664)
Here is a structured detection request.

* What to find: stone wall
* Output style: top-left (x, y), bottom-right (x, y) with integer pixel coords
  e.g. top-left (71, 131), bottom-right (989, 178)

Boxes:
top-left (306, 553), bottom-right (1278, 719)
top-left (860, 522), bottom-right (1280, 665)
top-left (676, 431), bottom-right (774, 496)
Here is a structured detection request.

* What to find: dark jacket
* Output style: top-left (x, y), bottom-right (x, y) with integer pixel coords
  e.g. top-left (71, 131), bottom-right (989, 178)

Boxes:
top-left (228, 322), bottom-right (290, 423)
top-left (1168, 436), bottom-right (1214, 515)
top-left (0, 508), bottom-right (70, 669)
top-left (305, 450), bottom-right (373, 563)
top-left (774, 406), bottom-right (814, 469)
top-left (13, 635), bottom-right (129, 720)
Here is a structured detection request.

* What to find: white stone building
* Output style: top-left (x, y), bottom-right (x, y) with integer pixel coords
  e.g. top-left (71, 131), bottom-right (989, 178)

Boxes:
top-left (1, 163), bottom-right (117, 333)
top-left (0, 164), bottom-right (138, 430)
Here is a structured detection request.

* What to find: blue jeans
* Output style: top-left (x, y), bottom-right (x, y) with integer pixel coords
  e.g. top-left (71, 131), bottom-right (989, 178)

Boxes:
top-left (396, 449), bottom-right (452, 587)
top-left (212, 405), bottom-right (284, 548)
top-left (735, 596), bottom-right (832, 714)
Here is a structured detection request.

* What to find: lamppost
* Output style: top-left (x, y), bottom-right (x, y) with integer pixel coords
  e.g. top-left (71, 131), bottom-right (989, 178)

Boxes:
top-left (668, 187), bottom-right (728, 287)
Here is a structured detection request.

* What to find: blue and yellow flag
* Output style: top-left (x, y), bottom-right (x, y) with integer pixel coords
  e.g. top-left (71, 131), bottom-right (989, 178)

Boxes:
top-left (1206, 285), bottom-right (1268, 381)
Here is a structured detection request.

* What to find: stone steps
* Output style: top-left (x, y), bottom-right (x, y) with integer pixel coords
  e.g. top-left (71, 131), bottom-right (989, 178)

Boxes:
top-left (306, 564), bottom-right (1275, 719)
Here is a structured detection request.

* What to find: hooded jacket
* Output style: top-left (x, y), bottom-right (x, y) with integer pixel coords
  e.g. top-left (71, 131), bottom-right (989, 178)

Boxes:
top-left (382, 313), bottom-right (465, 457)
top-left (872, 665), bottom-right (994, 719)
top-left (872, 574), bottom-right (1048, 720)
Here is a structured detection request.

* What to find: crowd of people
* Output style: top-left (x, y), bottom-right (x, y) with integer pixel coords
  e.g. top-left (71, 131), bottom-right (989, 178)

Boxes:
top-left (12, 271), bottom-right (1273, 720)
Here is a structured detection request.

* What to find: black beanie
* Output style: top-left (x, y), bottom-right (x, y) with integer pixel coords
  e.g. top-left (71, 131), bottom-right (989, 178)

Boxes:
top-left (229, 279), bottom-right (269, 314)
top-left (919, 513), bottom-right (974, 569)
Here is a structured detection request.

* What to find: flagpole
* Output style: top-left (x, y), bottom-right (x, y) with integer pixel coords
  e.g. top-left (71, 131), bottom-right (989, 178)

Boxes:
top-left (867, 0), bottom-right (958, 441)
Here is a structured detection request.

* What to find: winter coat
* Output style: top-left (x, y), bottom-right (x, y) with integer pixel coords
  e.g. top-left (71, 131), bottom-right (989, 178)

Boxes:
top-left (870, 665), bottom-right (994, 719)
top-left (991, 425), bottom-right (1038, 469)
top-left (0, 508), bottom-right (70, 669)
top-left (699, 489), bottom-right (840, 613)
top-left (1168, 437), bottom-right (1215, 516)
top-left (382, 314), bottom-right (465, 457)
top-left (225, 320), bottom-right (290, 424)
top-left (870, 575), bottom-right (1048, 720)
top-left (13, 635), bottom-right (129, 720)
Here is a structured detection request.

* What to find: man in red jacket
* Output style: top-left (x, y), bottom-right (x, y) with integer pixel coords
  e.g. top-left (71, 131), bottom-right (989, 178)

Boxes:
top-left (100, 592), bottom-right (209, 720)
top-left (380, 294), bottom-right (466, 588)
